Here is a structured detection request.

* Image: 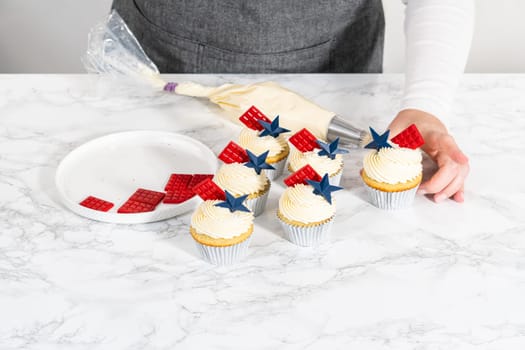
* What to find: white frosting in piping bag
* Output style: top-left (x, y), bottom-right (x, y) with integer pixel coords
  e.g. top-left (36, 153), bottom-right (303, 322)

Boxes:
top-left (175, 81), bottom-right (335, 139)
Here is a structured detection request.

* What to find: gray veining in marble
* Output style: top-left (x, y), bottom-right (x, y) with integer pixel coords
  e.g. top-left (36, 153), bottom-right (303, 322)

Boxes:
top-left (1, 74), bottom-right (525, 349)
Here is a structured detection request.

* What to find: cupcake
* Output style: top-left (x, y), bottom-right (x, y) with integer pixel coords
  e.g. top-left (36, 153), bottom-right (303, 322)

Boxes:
top-left (361, 125), bottom-right (425, 210)
top-left (238, 106), bottom-right (290, 180)
top-left (288, 128), bottom-right (348, 186)
top-left (278, 166), bottom-right (342, 247)
top-left (216, 142), bottom-right (274, 216)
top-left (190, 185), bottom-right (254, 265)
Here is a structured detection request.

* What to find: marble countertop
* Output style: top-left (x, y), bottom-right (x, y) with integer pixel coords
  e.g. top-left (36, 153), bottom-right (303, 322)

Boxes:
top-left (1, 74), bottom-right (524, 349)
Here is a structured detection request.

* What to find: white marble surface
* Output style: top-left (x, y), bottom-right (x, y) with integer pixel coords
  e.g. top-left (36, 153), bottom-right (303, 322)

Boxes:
top-left (1, 74), bottom-right (524, 349)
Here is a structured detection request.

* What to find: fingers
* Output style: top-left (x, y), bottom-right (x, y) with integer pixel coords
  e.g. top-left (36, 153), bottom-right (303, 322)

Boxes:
top-left (434, 175), bottom-right (465, 203)
top-left (452, 186), bottom-right (465, 203)
top-left (419, 156), bottom-right (469, 203)
top-left (438, 160), bottom-right (469, 202)
top-left (418, 158), bottom-right (458, 195)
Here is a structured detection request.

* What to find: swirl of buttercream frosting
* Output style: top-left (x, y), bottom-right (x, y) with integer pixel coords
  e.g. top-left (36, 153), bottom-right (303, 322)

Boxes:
top-left (238, 128), bottom-right (288, 157)
top-left (279, 184), bottom-right (335, 224)
top-left (288, 147), bottom-right (343, 175)
top-left (363, 147), bottom-right (422, 184)
top-left (191, 200), bottom-right (254, 238)
top-left (214, 163), bottom-right (269, 196)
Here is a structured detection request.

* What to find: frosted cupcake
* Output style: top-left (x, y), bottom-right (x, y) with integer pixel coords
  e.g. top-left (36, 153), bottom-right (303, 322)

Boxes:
top-left (361, 125), bottom-right (425, 210)
top-left (288, 128), bottom-right (348, 186)
top-left (216, 143), bottom-right (274, 216)
top-left (190, 186), bottom-right (254, 265)
top-left (278, 167), bottom-right (342, 246)
top-left (238, 106), bottom-right (290, 180)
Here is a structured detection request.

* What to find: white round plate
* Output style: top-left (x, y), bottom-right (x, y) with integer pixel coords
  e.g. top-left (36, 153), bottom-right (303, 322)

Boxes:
top-left (55, 131), bottom-right (218, 224)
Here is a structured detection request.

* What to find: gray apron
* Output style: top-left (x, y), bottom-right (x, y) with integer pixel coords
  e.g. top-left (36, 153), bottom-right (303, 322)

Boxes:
top-left (112, 0), bottom-right (384, 73)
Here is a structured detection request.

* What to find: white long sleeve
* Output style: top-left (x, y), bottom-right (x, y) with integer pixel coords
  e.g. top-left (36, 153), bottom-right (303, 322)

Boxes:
top-left (401, 0), bottom-right (474, 126)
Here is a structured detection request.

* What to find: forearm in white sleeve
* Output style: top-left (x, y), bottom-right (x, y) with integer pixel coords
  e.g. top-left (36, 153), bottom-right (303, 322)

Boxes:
top-left (401, 0), bottom-right (474, 126)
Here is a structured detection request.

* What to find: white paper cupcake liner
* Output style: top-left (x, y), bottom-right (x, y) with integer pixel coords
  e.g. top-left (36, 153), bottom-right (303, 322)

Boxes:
top-left (278, 216), bottom-right (334, 247)
top-left (329, 170), bottom-right (342, 186)
top-left (265, 157), bottom-right (287, 181)
top-left (364, 182), bottom-right (419, 210)
top-left (194, 235), bottom-right (252, 265)
top-left (244, 185), bottom-right (270, 217)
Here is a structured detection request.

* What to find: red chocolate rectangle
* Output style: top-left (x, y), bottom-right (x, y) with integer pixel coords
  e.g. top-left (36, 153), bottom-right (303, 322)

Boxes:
top-left (289, 128), bottom-right (319, 152)
top-left (391, 124), bottom-right (425, 149)
top-left (164, 173), bottom-right (192, 192)
top-left (284, 164), bottom-right (322, 187)
top-left (238, 105), bottom-right (271, 131)
top-left (117, 200), bottom-right (156, 213)
top-left (218, 141), bottom-right (249, 164)
top-left (188, 174), bottom-right (214, 189)
top-left (192, 178), bottom-right (226, 201)
top-left (79, 196), bottom-right (114, 212)
top-left (128, 188), bottom-right (166, 206)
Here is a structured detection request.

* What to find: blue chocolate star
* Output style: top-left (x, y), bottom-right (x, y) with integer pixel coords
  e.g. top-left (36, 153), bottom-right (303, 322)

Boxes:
top-left (215, 191), bottom-right (251, 213)
top-left (364, 127), bottom-right (392, 150)
top-left (244, 150), bottom-right (275, 175)
top-left (258, 116), bottom-right (290, 138)
top-left (306, 174), bottom-right (343, 205)
top-left (317, 138), bottom-right (349, 160)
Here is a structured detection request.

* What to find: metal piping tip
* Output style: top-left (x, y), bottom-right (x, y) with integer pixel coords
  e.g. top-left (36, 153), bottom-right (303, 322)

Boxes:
top-left (326, 115), bottom-right (369, 148)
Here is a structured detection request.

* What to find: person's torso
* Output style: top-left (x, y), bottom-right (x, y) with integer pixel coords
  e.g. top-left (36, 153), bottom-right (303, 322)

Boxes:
top-left (113, 0), bottom-right (385, 73)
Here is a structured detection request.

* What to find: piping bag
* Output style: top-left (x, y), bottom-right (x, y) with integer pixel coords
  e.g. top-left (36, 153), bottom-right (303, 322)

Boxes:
top-left (84, 10), bottom-right (368, 147)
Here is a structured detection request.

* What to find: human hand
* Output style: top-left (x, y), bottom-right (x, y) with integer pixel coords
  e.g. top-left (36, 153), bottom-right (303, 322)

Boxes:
top-left (388, 109), bottom-right (469, 203)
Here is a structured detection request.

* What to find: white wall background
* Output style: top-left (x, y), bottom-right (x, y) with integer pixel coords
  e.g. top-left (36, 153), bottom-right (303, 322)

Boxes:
top-left (0, 0), bottom-right (112, 73)
top-left (1, 0), bottom-right (524, 73)
top-left (383, 0), bottom-right (525, 73)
